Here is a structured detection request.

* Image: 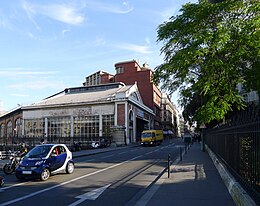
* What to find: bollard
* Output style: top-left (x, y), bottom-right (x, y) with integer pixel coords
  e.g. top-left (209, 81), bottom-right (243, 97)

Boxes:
top-left (180, 147), bottom-right (182, 161)
top-left (168, 154), bottom-right (171, 178)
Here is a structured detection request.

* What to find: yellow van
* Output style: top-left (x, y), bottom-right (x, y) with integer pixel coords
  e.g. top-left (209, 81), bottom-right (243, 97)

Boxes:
top-left (141, 130), bottom-right (163, 146)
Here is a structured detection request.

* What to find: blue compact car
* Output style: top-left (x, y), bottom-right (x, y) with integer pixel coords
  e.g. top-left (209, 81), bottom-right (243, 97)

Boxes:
top-left (15, 144), bottom-right (74, 181)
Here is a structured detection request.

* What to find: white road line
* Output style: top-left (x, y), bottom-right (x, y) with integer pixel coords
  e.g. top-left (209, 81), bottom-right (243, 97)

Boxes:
top-left (0, 155), bottom-right (143, 206)
top-left (145, 151), bottom-right (153, 155)
top-left (1, 181), bottom-right (29, 190)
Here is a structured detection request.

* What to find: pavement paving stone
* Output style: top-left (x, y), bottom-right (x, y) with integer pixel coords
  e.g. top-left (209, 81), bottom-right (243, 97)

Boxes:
top-left (145, 142), bottom-right (236, 206)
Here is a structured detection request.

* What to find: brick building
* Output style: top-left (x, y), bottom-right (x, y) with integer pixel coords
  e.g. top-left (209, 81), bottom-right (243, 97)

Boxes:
top-left (83, 60), bottom-right (163, 131)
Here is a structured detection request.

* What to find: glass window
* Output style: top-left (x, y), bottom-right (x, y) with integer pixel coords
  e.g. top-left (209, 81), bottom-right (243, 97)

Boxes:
top-left (7, 121), bottom-right (12, 138)
top-left (0, 124), bottom-right (5, 144)
top-left (74, 115), bottom-right (99, 138)
top-left (102, 115), bottom-right (114, 137)
top-left (0, 124), bottom-right (5, 138)
top-left (116, 66), bottom-right (124, 74)
top-left (15, 118), bottom-right (23, 138)
top-left (24, 119), bottom-right (45, 137)
top-left (48, 117), bottom-right (71, 139)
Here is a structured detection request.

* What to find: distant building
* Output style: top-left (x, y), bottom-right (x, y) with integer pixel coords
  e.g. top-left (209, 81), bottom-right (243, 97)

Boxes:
top-left (0, 82), bottom-right (154, 147)
top-left (83, 60), bottom-right (163, 131)
top-left (161, 93), bottom-right (179, 137)
top-left (83, 71), bottom-right (114, 86)
top-left (237, 83), bottom-right (259, 104)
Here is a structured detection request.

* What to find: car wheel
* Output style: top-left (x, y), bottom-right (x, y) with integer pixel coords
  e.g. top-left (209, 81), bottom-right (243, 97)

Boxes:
top-left (66, 162), bottom-right (74, 174)
top-left (3, 164), bottom-right (14, 175)
top-left (40, 168), bottom-right (50, 181)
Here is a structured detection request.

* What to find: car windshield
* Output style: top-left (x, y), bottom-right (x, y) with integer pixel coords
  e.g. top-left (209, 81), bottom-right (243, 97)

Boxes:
top-left (142, 132), bottom-right (152, 138)
top-left (25, 145), bottom-right (53, 158)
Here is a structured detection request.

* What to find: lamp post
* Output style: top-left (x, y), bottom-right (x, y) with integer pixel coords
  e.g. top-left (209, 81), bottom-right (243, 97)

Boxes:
top-left (199, 123), bottom-right (206, 152)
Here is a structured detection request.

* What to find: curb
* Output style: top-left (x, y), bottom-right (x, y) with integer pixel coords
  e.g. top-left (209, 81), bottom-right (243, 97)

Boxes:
top-left (206, 144), bottom-right (256, 206)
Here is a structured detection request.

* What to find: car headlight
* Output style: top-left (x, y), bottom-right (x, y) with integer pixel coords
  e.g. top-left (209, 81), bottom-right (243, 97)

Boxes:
top-left (35, 160), bottom-right (43, 166)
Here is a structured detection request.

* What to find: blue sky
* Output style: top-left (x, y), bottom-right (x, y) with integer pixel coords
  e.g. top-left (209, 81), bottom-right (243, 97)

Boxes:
top-left (0, 0), bottom-right (197, 112)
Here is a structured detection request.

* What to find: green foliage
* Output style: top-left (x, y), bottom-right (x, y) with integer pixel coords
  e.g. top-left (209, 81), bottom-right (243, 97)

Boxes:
top-left (154, 0), bottom-right (259, 125)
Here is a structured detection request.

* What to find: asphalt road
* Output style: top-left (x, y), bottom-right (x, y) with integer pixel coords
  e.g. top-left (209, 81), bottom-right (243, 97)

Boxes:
top-left (0, 139), bottom-right (183, 206)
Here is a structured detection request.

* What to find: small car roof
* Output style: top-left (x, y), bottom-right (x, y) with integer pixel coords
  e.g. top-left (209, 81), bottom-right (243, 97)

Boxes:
top-left (37, 143), bottom-right (68, 147)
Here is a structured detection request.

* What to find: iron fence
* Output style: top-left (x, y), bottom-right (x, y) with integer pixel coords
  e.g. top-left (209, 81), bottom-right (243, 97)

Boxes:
top-left (0, 136), bottom-right (112, 152)
top-left (205, 104), bottom-right (260, 205)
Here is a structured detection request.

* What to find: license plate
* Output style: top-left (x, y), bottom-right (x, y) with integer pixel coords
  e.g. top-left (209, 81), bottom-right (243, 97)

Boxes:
top-left (22, 171), bottom-right (32, 174)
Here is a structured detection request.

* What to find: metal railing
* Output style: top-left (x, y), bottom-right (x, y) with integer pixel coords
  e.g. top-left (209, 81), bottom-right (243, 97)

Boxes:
top-left (0, 136), bottom-right (113, 152)
top-left (205, 104), bottom-right (260, 205)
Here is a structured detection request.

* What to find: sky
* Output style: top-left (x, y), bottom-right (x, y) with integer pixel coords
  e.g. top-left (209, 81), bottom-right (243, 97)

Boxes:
top-left (0, 0), bottom-right (197, 112)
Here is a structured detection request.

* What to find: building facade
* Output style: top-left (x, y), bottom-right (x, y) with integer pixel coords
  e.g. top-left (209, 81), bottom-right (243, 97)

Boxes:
top-left (83, 60), bottom-right (163, 130)
top-left (161, 93), bottom-right (180, 137)
top-left (0, 83), bottom-right (154, 147)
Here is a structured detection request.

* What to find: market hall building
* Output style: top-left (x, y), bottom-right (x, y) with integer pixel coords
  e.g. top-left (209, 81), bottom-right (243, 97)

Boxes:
top-left (0, 82), bottom-right (154, 148)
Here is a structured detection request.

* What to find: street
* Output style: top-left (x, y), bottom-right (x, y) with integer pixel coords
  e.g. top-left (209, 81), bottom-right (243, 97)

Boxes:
top-left (0, 139), bottom-right (182, 206)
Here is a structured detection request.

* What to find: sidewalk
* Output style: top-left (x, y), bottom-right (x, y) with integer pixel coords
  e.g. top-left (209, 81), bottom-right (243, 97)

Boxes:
top-left (141, 142), bottom-right (237, 206)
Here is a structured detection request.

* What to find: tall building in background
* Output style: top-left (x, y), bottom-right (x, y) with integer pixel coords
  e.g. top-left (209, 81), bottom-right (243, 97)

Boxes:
top-left (161, 93), bottom-right (179, 137)
top-left (83, 60), bottom-right (163, 135)
top-left (113, 60), bottom-right (162, 131)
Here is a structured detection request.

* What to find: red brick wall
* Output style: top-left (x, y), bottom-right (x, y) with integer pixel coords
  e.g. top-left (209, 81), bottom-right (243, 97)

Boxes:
top-left (114, 61), bottom-right (154, 110)
top-left (101, 73), bottom-right (114, 84)
top-left (117, 104), bottom-right (125, 126)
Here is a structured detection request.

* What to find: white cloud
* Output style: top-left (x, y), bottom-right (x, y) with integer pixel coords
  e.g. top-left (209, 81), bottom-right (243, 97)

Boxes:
top-left (62, 29), bottom-right (70, 36)
top-left (0, 68), bottom-right (58, 77)
top-left (115, 43), bottom-right (152, 54)
top-left (8, 80), bottom-right (65, 90)
top-left (22, 1), bottom-right (85, 26)
top-left (86, 1), bottom-right (134, 14)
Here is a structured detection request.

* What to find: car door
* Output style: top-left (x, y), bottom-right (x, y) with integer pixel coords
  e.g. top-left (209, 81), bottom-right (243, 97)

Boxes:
top-left (49, 146), bottom-right (67, 172)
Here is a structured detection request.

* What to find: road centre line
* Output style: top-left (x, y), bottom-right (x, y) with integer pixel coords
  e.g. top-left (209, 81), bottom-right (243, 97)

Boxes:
top-left (0, 154), bottom-right (143, 206)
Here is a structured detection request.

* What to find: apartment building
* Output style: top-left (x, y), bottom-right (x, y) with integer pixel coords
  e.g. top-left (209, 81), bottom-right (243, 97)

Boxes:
top-left (161, 93), bottom-right (180, 137)
top-left (83, 60), bottom-right (163, 133)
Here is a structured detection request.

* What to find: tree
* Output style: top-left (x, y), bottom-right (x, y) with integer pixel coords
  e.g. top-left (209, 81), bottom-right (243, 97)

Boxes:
top-left (154, 0), bottom-right (260, 125)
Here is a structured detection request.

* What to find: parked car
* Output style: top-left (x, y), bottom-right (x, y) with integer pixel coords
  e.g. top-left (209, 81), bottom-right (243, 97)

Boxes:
top-left (15, 144), bottom-right (74, 181)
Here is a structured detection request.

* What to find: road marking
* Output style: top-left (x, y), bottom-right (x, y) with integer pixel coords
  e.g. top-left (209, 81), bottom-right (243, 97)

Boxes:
top-left (0, 155), bottom-right (143, 206)
top-left (145, 151), bottom-right (153, 155)
top-left (0, 181), bottom-right (29, 191)
top-left (68, 184), bottom-right (111, 206)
